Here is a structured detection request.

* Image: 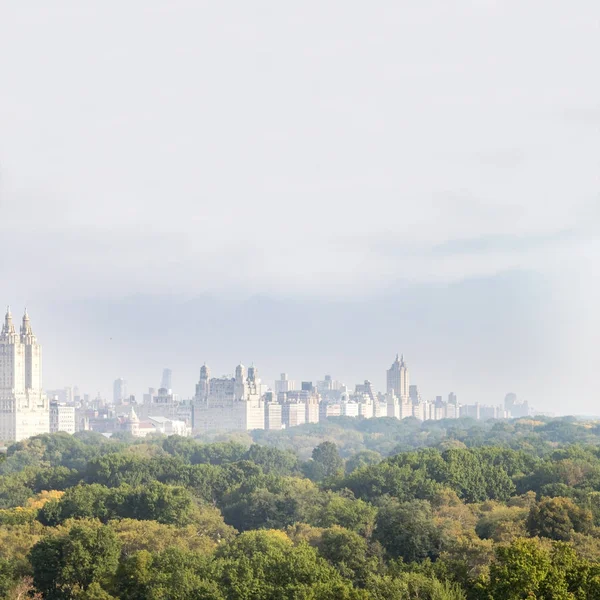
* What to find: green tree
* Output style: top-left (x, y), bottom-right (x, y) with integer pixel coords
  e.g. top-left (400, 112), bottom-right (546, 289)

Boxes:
top-left (367, 572), bottom-right (466, 600)
top-left (313, 490), bottom-right (377, 535)
top-left (243, 445), bottom-right (299, 476)
top-left (216, 530), bottom-right (362, 599)
top-left (317, 526), bottom-right (373, 585)
top-left (305, 442), bottom-right (344, 481)
top-left (29, 522), bottom-right (121, 599)
top-left (374, 499), bottom-right (442, 562)
top-left (345, 450), bottom-right (382, 475)
top-left (526, 496), bottom-right (593, 541)
top-left (116, 548), bottom-right (222, 600)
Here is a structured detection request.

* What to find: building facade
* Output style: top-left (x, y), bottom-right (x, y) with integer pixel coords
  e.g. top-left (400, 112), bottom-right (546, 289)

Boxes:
top-left (50, 401), bottom-right (76, 434)
top-left (192, 363), bottom-right (265, 432)
top-left (113, 378), bottom-right (127, 404)
top-left (387, 354), bottom-right (410, 400)
top-left (0, 308), bottom-right (49, 442)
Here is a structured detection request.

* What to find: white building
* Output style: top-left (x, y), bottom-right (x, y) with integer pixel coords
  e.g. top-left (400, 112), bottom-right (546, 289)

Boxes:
top-left (148, 416), bottom-right (188, 436)
top-left (0, 308), bottom-right (49, 442)
top-left (160, 368), bottom-right (172, 391)
top-left (50, 401), bottom-right (76, 434)
top-left (123, 407), bottom-right (189, 437)
top-left (265, 401), bottom-right (282, 430)
top-left (281, 402), bottom-right (306, 428)
top-left (387, 354), bottom-right (410, 401)
top-left (275, 373), bottom-right (296, 395)
top-left (113, 378), bottom-right (127, 404)
top-left (192, 363), bottom-right (266, 432)
top-left (342, 401), bottom-right (359, 417)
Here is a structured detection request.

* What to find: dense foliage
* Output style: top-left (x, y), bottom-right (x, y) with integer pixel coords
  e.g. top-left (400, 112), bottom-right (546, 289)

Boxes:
top-left (3, 417), bottom-right (600, 598)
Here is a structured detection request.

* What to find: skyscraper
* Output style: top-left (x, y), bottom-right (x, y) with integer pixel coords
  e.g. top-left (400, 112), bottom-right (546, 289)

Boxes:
top-left (160, 368), bottom-right (172, 391)
top-left (386, 354), bottom-right (410, 400)
top-left (275, 373), bottom-right (295, 395)
top-left (113, 378), bottom-right (127, 404)
top-left (0, 308), bottom-right (49, 441)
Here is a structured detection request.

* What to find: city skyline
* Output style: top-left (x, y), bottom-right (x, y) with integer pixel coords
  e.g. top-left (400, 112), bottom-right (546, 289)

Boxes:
top-left (54, 350), bottom-right (522, 413)
top-left (0, 303), bottom-right (558, 415)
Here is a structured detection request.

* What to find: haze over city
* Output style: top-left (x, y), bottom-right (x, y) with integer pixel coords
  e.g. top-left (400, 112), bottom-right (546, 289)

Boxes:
top-left (1, 1), bottom-right (598, 413)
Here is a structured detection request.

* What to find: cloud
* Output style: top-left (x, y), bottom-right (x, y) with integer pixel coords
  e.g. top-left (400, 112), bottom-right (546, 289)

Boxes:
top-left (0, 1), bottom-right (598, 410)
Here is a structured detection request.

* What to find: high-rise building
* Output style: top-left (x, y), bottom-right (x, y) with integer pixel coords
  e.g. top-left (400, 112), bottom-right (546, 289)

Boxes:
top-left (161, 368), bottom-right (172, 391)
top-left (192, 362), bottom-right (265, 432)
top-left (0, 308), bottom-right (49, 442)
top-left (275, 373), bottom-right (295, 395)
top-left (50, 400), bottom-right (76, 434)
top-left (113, 378), bottom-right (127, 404)
top-left (355, 380), bottom-right (376, 402)
top-left (195, 364), bottom-right (210, 402)
top-left (504, 392), bottom-right (529, 418)
top-left (387, 354), bottom-right (410, 400)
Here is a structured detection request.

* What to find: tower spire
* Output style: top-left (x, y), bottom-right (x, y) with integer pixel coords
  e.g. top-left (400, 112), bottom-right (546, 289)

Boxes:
top-left (21, 308), bottom-right (33, 337)
top-left (2, 306), bottom-right (16, 337)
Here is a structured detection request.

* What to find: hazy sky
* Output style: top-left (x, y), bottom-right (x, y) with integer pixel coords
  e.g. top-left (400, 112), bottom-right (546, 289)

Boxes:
top-left (1, 1), bottom-right (598, 412)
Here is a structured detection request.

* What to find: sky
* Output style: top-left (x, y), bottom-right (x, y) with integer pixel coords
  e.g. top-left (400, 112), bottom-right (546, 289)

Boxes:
top-left (0, 1), bottom-right (598, 413)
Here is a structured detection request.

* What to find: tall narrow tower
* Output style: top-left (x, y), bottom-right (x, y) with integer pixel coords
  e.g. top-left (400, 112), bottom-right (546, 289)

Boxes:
top-left (386, 354), bottom-right (410, 401)
top-left (21, 309), bottom-right (42, 392)
top-left (195, 363), bottom-right (210, 402)
top-left (234, 363), bottom-right (246, 400)
top-left (0, 307), bottom-right (25, 398)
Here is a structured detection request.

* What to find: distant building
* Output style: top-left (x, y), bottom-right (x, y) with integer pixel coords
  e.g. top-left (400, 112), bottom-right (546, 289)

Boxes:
top-left (409, 385), bottom-right (421, 402)
top-left (192, 363), bottom-right (265, 432)
top-left (0, 308), bottom-right (49, 442)
top-left (317, 375), bottom-right (343, 400)
top-left (137, 387), bottom-right (191, 424)
top-left (281, 402), bottom-right (306, 428)
top-left (374, 398), bottom-right (388, 418)
top-left (355, 380), bottom-right (376, 403)
top-left (160, 368), bottom-right (172, 392)
top-left (50, 401), bottom-right (76, 434)
top-left (143, 387), bottom-right (157, 405)
top-left (447, 393), bottom-right (460, 418)
top-left (320, 402), bottom-right (342, 420)
top-left (387, 354), bottom-right (410, 401)
top-left (265, 399), bottom-right (282, 430)
top-left (113, 378), bottom-right (127, 404)
top-left (504, 392), bottom-right (529, 418)
top-left (123, 407), bottom-right (188, 437)
top-left (275, 373), bottom-right (295, 395)
top-left (460, 403), bottom-right (480, 420)
top-left (342, 401), bottom-right (359, 418)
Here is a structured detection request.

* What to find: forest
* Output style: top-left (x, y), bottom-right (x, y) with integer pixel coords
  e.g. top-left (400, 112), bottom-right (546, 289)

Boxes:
top-left (3, 415), bottom-right (600, 599)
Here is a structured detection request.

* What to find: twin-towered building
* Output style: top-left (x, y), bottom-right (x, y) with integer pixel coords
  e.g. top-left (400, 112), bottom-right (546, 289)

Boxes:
top-left (0, 307), bottom-right (49, 442)
top-left (192, 362), bottom-right (267, 432)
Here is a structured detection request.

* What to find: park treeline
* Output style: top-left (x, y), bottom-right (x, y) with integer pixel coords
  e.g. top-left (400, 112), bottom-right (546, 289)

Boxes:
top-left (3, 416), bottom-right (600, 598)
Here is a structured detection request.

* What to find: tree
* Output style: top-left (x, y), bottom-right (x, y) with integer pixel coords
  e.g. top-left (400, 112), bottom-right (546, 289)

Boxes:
top-left (367, 572), bottom-right (466, 600)
top-left (526, 497), bottom-right (593, 541)
top-left (116, 548), bottom-right (221, 600)
top-left (345, 451), bottom-right (382, 475)
top-left (313, 490), bottom-right (377, 535)
top-left (305, 442), bottom-right (344, 481)
top-left (317, 526), bottom-right (373, 585)
top-left (374, 499), bottom-right (442, 562)
top-left (38, 483), bottom-right (112, 526)
top-left (221, 476), bottom-right (320, 531)
top-left (243, 445), bottom-right (299, 476)
top-left (29, 522), bottom-right (121, 599)
top-left (118, 481), bottom-right (196, 526)
top-left (215, 530), bottom-right (361, 599)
